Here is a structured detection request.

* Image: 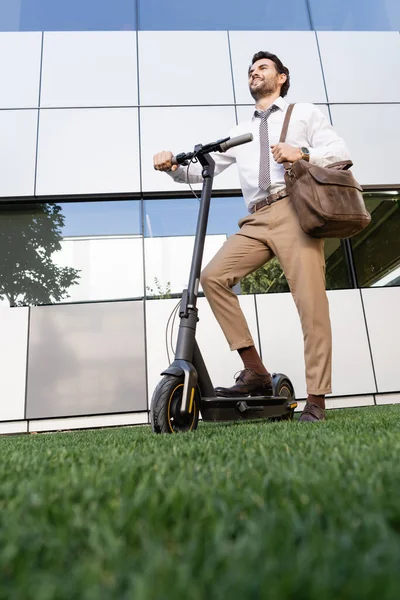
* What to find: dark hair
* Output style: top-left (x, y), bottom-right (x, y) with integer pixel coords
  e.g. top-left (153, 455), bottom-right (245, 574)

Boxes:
top-left (250, 51), bottom-right (290, 98)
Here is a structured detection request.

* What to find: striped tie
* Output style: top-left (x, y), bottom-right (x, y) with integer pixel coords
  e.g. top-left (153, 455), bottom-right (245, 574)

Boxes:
top-left (255, 105), bottom-right (279, 191)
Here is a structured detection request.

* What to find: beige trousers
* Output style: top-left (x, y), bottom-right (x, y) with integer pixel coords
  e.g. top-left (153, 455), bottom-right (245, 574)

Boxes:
top-left (200, 197), bottom-right (332, 395)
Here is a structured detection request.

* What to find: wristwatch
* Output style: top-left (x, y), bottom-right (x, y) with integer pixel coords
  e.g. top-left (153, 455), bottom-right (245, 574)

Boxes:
top-left (299, 147), bottom-right (310, 162)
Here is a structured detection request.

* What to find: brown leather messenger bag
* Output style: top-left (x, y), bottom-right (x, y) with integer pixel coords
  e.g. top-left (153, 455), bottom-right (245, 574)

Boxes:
top-left (280, 103), bottom-right (371, 238)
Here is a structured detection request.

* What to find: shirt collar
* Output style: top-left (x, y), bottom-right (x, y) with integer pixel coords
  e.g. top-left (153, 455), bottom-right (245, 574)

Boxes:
top-left (252, 96), bottom-right (287, 120)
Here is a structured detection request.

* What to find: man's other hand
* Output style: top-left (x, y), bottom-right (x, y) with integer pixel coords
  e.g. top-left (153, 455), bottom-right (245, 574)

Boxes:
top-left (270, 143), bottom-right (302, 164)
top-left (153, 151), bottom-right (178, 172)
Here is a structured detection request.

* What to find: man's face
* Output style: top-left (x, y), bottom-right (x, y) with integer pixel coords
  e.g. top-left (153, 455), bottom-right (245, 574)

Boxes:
top-left (248, 58), bottom-right (285, 100)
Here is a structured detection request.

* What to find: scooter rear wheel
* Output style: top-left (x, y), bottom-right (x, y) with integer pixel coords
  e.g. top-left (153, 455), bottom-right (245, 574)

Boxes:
top-left (150, 375), bottom-right (200, 434)
top-left (271, 374), bottom-right (296, 421)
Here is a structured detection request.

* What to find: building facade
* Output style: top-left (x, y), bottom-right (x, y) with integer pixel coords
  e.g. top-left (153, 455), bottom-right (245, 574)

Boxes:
top-left (0, 0), bottom-right (399, 434)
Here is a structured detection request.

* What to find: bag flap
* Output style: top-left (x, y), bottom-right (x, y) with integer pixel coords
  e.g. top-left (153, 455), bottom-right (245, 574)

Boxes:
top-left (308, 165), bottom-right (363, 191)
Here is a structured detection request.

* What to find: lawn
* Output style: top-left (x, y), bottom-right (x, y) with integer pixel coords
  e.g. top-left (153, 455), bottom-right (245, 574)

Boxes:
top-left (1, 405), bottom-right (400, 599)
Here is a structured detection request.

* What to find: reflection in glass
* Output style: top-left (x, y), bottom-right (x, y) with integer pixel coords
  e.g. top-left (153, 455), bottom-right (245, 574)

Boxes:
top-left (351, 192), bottom-right (400, 287)
top-left (0, 0), bottom-right (136, 32)
top-left (0, 200), bottom-right (143, 306)
top-left (0, 203), bottom-right (79, 306)
top-left (324, 238), bottom-right (351, 290)
top-left (138, 0), bottom-right (311, 30)
top-left (241, 257), bottom-right (290, 294)
top-left (240, 238), bottom-right (350, 294)
top-left (144, 196), bottom-right (246, 238)
top-left (309, 0), bottom-right (400, 31)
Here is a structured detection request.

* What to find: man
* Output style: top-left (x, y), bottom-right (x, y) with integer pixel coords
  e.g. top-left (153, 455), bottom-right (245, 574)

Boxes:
top-left (153, 51), bottom-right (351, 422)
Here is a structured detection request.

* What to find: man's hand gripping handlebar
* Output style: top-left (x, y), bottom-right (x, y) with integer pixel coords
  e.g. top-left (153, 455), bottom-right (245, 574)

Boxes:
top-left (153, 133), bottom-right (253, 172)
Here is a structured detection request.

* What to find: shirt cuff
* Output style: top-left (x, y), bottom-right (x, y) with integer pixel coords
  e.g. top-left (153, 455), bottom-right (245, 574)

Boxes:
top-left (308, 147), bottom-right (324, 167)
top-left (166, 165), bottom-right (185, 181)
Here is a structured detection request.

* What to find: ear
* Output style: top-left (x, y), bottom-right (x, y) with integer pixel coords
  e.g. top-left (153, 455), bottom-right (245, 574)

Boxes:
top-left (279, 72), bottom-right (287, 85)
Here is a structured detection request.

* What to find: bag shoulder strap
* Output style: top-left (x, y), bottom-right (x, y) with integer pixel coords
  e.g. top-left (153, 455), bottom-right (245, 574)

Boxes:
top-left (279, 103), bottom-right (295, 143)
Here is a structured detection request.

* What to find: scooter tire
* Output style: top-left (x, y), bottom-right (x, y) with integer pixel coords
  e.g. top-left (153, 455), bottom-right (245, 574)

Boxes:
top-left (271, 373), bottom-right (296, 421)
top-left (150, 375), bottom-right (200, 434)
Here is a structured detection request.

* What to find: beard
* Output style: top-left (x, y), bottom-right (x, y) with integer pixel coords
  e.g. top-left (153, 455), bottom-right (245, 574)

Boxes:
top-left (249, 76), bottom-right (280, 101)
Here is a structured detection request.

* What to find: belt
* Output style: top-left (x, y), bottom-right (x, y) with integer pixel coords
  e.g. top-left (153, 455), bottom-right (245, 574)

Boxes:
top-left (249, 189), bottom-right (288, 214)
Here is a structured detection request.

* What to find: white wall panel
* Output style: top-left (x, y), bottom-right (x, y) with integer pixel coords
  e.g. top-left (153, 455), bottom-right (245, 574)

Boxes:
top-left (41, 32), bottom-right (138, 108)
top-left (29, 412), bottom-right (148, 433)
top-left (317, 32), bottom-right (400, 103)
top-left (0, 307), bottom-right (29, 421)
top-left (0, 421), bottom-right (28, 435)
top-left (327, 289), bottom-right (376, 396)
top-left (375, 393), bottom-right (400, 406)
top-left (361, 288), bottom-right (400, 393)
top-left (140, 106), bottom-right (240, 192)
top-left (0, 32), bottom-right (41, 108)
top-left (145, 295), bottom-right (260, 408)
top-left (0, 109), bottom-right (37, 197)
top-left (326, 396), bottom-right (375, 410)
top-left (36, 108), bottom-right (140, 196)
top-left (256, 289), bottom-right (376, 400)
top-left (330, 104), bottom-right (400, 186)
top-left (138, 31), bottom-right (233, 106)
top-left (256, 293), bottom-right (307, 399)
top-left (229, 31), bottom-right (327, 105)
top-left (196, 296), bottom-right (260, 390)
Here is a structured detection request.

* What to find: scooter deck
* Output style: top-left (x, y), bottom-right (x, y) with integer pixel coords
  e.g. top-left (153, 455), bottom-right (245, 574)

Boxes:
top-left (200, 395), bottom-right (297, 422)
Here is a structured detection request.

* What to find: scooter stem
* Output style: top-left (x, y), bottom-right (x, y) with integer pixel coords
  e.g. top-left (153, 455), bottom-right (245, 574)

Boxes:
top-left (187, 154), bottom-right (215, 307)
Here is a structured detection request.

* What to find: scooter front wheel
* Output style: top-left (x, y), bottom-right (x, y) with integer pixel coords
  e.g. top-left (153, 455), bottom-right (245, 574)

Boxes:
top-left (150, 375), bottom-right (200, 434)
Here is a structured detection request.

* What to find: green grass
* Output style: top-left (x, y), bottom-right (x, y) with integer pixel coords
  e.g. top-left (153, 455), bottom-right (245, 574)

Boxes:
top-left (1, 406), bottom-right (400, 599)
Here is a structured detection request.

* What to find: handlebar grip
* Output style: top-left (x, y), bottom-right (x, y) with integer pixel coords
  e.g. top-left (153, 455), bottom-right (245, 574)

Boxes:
top-left (219, 133), bottom-right (253, 152)
top-left (171, 156), bottom-right (178, 166)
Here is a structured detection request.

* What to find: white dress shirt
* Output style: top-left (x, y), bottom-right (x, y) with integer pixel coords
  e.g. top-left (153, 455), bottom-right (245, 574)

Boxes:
top-left (168, 96), bottom-right (351, 211)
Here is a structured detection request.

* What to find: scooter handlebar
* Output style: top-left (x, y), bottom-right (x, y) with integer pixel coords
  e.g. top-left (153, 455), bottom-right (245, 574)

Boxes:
top-left (171, 132), bottom-right (253, 165)
top-left (219, 133), bottom-right (253, 152)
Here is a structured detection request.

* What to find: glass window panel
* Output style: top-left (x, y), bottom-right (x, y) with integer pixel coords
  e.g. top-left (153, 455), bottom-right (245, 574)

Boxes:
top-left (324, 239), bottom-right (351, 290)
top-left (144, 196), bottom-right (246, 297)
top-left (144, 197), bottom-right (349, 297)
top-left (144, 196), bottom-right (246, 238)
top-left (309, 0), bottom-right (400, 31)
top-left (351, 192), bottom-right (400, 288)
top-left (0, 1), bottom-right (136, 32)
top-left (0, 200), bottom-right (143, 307)
top-left (138, 0), bottom-right (311, 31)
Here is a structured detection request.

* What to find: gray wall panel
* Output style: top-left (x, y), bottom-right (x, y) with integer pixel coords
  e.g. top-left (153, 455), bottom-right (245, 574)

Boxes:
top-left (317, 31), bottom-right (400, 103)
top-left (140, 105), bottom-right (239, 192)
top-left (41, 31), bottom-right (138, 108)
top-left (26, 301), bottom-right (147, 418)
top-left (138, 31), bottom-right (233, 106)
top-left (229, 31), bottom-right (327, 104)
top-left (0, 32), bottom-right (41, 108)
top-left (36, 107), bottom-right (140, 196)
top-left (330, 103), bottom-right (400, 186)
top-left (0, 109), bottom-right (38, 197)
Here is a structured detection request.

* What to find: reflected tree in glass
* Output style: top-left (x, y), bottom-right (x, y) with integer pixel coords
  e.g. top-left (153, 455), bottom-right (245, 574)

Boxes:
top-left (0, 203), bottom-right (80, 307)
top-left (146, 277), bottom-right (172, 299)
top-left (240, 258), bottom-right (289, 294)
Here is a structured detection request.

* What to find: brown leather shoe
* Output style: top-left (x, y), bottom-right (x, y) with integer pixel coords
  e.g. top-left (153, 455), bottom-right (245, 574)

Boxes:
top-left (214, 369), bottom-right (273, 398)
top-left (299, 402), bottom-right (326, 422)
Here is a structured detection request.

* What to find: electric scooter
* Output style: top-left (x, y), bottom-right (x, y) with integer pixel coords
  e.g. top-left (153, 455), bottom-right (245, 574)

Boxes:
top-left (150, 133), bottom-right (297, 434)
